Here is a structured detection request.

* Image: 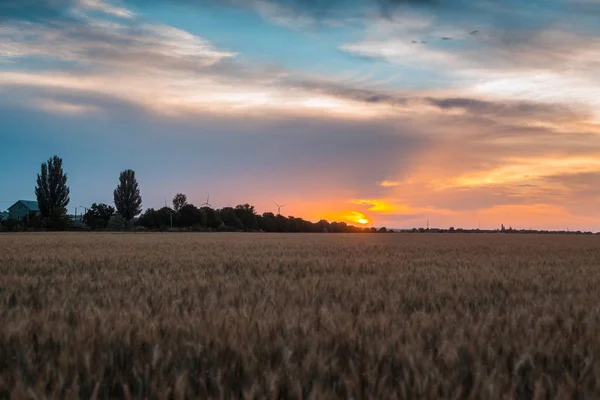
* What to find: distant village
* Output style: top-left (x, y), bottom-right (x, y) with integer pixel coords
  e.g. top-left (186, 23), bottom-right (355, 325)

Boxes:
top-left (1, 200), bottom-right (83, 224)
top-left (2, 154), bottom-right (597, 234)
top-left (1, 198), bottom-right (596, 235)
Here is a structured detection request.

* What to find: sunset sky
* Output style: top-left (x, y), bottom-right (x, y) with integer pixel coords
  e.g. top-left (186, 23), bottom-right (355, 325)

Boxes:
top-left (2, 0), bottom-right (600, 230)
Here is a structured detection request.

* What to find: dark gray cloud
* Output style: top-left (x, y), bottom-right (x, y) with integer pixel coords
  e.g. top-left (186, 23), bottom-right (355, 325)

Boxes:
top-left (233, 0), bottom-right (600, 29)
top-left (290, 80), bottom-right (582, 122)
top-left (0, 0), bottom-right (435, 21)
top-left (427, 97), bottom-right (583, 122)
top-left (544, 172), bottom-right (600, 200)
top-left (420, 185), bottom-right (563, 212)
top-left (0, 0), bottom-right (77, 22)
top-left (0, 87), bottom-right (429, 209)
top-left (0, 14), bottom-right (240, 77)
top-left (290, 80), bottom-right (411, 105)
top-left (292, 81), bottom-right (591, 125)
top-left (6, 0), bottom-right (597, 23)
top-left (9, 8), bottom-right (586, 128)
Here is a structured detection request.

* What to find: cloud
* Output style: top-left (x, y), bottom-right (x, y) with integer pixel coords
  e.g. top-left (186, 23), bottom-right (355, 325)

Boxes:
top-left (348, 211), bottom-right (369, 224)
top-left (341, 38), bottom-right (461, 69)
top-left (427, 97), bottom-right (577, 121)
top-left (0, 0), bottom-right (77, 22)
top-left (0, 17), bottom-right (236, 71)
top-left (80, 0), bottom-right (134, 18)
top-left (3, 0), bottom-right (600, 231)
top-left (37, 99), bottom-right (101, 114)
top-left (0, 0), bottom-right (423, 23)
top-left (0, 0), bottom-right (136, 22)
top-left (341, 20), bottom-right (600, 119)
top-left (379, 180), bottom-right (400, 187)
top-left (449, 156), bottom-right (600, 188)
top-left (9, 0), bottom-right (599, 30)
top-left (353, 199), bottom-right (397, 213)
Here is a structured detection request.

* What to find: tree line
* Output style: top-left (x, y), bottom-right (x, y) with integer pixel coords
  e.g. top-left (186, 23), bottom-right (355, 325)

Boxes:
top-left (4, 155), bottom-right (390, 233)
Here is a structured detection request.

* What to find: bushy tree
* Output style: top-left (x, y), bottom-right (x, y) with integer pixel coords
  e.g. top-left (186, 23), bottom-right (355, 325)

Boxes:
top-left (258, 212), bottom-right (277, 232)
top-left (159, 207), bottom-right (175, 229)
top-left (202, 207), bottom-right (222, 229)
top-left (172, 193), bottom-right (187, 212)
top-left (83, 203), bottom-right (115, 230)
top-left (218, 207), bottom-right (243, 230)
top-left (113, 169), bottom-right (142, 222)
top-left (138, 207), bottom-right (174, 229)
top-left (35, 155), bottom-right (70, 220)
top-left (138, 208), bottom-right (159, 229)
top-left (234, 204), bottom-right (258, 231)
top-left (106, 213), bottom-right (127, 231)
top-left (179, 204), bottom-right (206, 227)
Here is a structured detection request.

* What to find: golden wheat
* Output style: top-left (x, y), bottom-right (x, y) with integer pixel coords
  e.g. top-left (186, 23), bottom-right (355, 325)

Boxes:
top-left (1, 232), bottom-right (600, 399)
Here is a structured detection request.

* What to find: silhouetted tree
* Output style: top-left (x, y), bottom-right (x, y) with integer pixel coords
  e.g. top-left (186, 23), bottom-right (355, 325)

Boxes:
top-left (113, 169), bottom-right (142, 222)
top-left (218, 207), bottom-right (244, 230)
top-left (83, 203), bottom-right (115, 230)
top-left (160, 207), bottom-right (175, 228)
top-left (275, 214), bottom-right (290, 232)
top-left (172, 193), bottom-right (187, 212)
top-left (107, 213), bottom-right (127, 231)
top-left (35, 155), bottom-right (70, 219)
top-left (179, 204), bottom-right (206, 227)
top-left (202, 207), bottom-right (222, 229)
top-left (138, 208), bottom-right (159, 228)
top-left (257, 212), bottom-right (274, 232)
top-left (138, 207), bottom-right (173, 229)
top-left (317, 219), bottom-right (330, 233)
top-left (234, 204), bottom-right (258, 231)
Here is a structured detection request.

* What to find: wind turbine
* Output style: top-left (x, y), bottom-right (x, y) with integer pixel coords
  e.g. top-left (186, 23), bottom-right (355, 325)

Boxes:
top-left (201, 194), bottom-right (213, 209)
top-left (274, 202), bottom-right (286, 216)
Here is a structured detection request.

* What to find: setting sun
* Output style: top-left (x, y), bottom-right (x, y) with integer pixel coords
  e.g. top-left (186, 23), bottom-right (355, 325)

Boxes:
top-left (348, 211), bottom-right (370, 225)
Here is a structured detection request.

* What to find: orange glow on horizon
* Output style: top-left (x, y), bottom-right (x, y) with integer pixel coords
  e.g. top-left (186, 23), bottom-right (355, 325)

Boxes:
top-left (349, 211), bottom-right (370, 225)
top-left (321, 209), bottom-right (372, 226)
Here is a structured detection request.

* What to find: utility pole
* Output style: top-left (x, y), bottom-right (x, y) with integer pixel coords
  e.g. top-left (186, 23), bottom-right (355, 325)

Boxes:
top-left (165, 197), bottom-right (172, 228)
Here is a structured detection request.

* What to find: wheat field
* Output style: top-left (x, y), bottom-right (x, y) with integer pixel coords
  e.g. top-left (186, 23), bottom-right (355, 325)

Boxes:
top-left (1, 232), bottom-right (600, 399)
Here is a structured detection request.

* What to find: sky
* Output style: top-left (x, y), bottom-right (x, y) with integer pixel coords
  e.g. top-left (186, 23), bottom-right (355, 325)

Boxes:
top-left (2, 0), bottom-right (600, 230)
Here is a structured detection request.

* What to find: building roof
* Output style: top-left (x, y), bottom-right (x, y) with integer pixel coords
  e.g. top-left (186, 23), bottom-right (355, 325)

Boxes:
top-left (9, 200), bottom-right (40, 212)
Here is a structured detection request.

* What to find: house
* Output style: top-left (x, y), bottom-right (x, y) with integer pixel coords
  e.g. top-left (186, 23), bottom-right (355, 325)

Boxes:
top-left (0, 211), bottom-right (8, 221)
top-left (8, 200), bottom-right (40, 221)
top-left (67, 214), bottom-right (84, 222)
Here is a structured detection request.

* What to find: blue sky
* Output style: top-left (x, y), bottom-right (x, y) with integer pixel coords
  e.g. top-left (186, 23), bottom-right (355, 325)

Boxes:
top-left (2, 0), bottom-right (600, 229)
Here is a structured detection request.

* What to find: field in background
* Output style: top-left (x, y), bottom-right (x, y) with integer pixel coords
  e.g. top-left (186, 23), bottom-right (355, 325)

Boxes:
top-left (2, 232), bottom-right (600, 398)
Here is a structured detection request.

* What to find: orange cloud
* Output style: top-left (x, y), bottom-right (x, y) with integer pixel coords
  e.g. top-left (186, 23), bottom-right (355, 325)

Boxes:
top-left (444, 156), bottom-right (600, 189)
top-left (351, 211), bottom-right (370, 225)
top-left (353, 199), bottom-right (404, 214)
top-left (379, 180), bottom-right (401, 187)
top-left (322, 210), bottom-right (371, 225)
